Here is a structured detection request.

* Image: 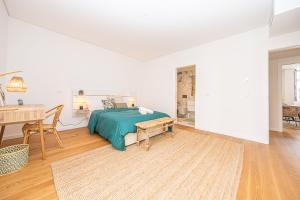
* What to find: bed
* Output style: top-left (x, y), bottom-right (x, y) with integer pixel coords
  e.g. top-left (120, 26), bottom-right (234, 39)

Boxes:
top-left (88, 108), bottom-right (170, 150)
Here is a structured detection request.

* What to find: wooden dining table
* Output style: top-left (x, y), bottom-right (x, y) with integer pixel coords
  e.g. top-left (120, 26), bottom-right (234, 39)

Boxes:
top-left (0, 104), bottom-right (46, 159)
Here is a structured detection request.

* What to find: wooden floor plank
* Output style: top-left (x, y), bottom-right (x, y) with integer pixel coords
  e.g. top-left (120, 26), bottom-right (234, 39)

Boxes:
top-left (0, 126), bottom-right (299, 200)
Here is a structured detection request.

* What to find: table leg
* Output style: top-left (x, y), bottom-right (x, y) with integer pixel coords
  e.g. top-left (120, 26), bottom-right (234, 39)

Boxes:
top-left (0, 126), bottom-right (5, 146)
top-left (38, 120), bottom-right (46, 159)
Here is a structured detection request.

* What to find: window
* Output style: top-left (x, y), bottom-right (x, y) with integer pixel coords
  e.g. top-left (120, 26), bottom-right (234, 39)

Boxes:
top-left (282, 63), bottom-right (300, 104)
top-left (294, 66), bottom-right (300, 101)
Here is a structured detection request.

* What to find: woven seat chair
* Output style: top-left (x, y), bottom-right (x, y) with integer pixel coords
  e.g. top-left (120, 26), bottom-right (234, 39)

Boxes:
top-left (22, 105), bottom-right (64, 148)
top-left (283, 106), bottom-right (300, 125)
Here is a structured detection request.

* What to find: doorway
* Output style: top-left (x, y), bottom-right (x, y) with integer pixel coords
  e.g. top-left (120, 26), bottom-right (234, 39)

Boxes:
top-left (176, 65), bottom-right (195, 127)
top-left (269, 47), bottom-right (300, 132)
top-left (282, 63), bottom-right (300, 129)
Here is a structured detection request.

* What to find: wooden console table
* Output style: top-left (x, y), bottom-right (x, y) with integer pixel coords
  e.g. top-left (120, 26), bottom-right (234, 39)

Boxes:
top-left (0, 104), bottom-right (46, 159)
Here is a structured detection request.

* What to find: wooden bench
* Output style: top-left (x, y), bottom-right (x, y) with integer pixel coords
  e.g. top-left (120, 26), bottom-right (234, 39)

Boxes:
top-left (135, 117), bottom-right (175, 151)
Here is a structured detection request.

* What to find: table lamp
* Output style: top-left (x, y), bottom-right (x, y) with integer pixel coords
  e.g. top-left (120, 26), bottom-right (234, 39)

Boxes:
top-left (74, 90), bottom-right (89, 110)
top-left (0, 71), bottom-right (27, 106)
top-left (127, 97), bottom-right (136, 107)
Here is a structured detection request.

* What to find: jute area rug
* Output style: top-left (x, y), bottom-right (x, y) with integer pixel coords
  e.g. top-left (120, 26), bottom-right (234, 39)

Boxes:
top-left (51, 130), bottom-right (244, 200)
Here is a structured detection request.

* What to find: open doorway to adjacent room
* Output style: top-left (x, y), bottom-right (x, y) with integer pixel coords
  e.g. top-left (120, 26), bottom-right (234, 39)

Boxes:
top-left (269, 47), bottom-right (300, 132)
top-left (176, 65), bottom-right (195, 127)
top-left (282, 62), bottom-right (300, 129)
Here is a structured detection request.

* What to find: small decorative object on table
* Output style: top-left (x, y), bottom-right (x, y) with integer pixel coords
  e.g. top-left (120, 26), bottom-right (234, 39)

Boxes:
top-left (18, 99), bottom-right (23, 106)
top-left (0, 144), bottom-right (29, 176)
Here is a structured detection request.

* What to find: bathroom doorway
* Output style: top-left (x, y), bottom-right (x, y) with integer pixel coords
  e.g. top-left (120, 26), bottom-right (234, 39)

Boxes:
top-left (176, 65), bottom-right (195, 127)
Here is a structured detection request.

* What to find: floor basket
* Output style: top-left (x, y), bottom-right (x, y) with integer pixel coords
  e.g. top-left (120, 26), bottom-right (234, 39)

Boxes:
top-left (0, 144), bottom-right (29, 176)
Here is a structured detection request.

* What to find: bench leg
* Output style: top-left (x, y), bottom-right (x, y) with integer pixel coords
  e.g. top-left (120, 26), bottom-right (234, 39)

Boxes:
top-left (136, 128), bottom-right (140, 146)
top-left (164, 123), bottom-right (174, 138)
top-left (169, 124), bottom-right (174, 138)
top-left (145, 131), bottom-right (150, 151)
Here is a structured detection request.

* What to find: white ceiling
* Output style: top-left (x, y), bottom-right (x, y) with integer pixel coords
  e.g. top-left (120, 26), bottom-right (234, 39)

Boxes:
top-left (270, 7), bottom-right (300, 36)
top-left (4, 0), bottom-right (272, 60)
top-left (274, 0), bottom-right (300, 15)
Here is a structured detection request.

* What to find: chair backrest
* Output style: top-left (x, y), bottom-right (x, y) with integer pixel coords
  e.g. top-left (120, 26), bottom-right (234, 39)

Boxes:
top-left (45, 105), bottom-right (64, 127)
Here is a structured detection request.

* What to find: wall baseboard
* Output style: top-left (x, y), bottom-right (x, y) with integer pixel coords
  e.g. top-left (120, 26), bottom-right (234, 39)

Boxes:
top-left (2, 124), bottom-right (88, 141)
top-left (194, 124), bottom-right (269, 144)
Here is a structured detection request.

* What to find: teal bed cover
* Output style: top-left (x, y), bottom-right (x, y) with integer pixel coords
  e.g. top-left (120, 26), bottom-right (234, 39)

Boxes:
top-left (88, 108), bottom-right (169, 150)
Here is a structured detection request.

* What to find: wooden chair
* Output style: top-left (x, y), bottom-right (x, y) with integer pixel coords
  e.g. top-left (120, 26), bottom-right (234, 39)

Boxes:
top-left (283, 106), bottom-right (299, 125)
top-left (22, 105), bottom-right (64, 147)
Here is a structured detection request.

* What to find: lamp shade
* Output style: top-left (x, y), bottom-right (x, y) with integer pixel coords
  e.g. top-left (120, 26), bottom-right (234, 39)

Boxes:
top-left (127, 97), bottom-right (136, 107)
top-left (74, 96), bottom-right (89, 110)
top-left (6, 76), bottom-right (27, 92)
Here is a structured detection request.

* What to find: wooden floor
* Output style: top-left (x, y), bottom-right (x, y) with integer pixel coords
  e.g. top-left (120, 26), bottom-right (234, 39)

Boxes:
top-left (0, 125), bottom-right (299, 200)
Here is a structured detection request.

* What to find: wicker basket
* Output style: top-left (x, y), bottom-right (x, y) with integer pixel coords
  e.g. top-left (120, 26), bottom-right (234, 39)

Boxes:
top-left (0, 144), bottom-right (29, 176)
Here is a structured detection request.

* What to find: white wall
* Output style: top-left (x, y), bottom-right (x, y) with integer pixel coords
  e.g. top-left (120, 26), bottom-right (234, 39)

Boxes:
top-left (269, 56), bottom-right (300, 131)
top-left (283, 69), bottom-right (295, 105)
top-left (269, 58), bottom-right (282, 131)
top-left (0, 1), bottom-right (8, 76)
top-left (138, 27), bottom-right (269, 144)
top-left (4, 18), bottom-right (142, 139)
